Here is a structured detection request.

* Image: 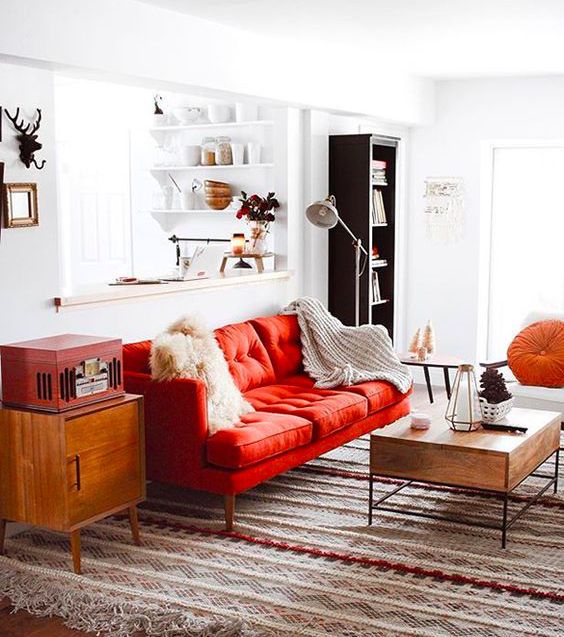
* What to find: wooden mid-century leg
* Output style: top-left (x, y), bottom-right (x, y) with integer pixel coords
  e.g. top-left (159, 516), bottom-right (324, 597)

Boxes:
top-left (70, 529), bottom-right (81, 575)
top-left (128, 505), bottom-right (141, 546)
top-left (0, 519), bottom-right (6, 555)
top-left (255, 257), bottom-right (264, 273)
top-left (224, 494), bottom-right (235, 532)
top-left (220, 257), bottom-right (228, 273)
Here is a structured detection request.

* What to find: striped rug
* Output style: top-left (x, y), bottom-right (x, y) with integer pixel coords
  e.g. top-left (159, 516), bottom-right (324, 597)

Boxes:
top-left (1, 435), bottom-right (563, 636)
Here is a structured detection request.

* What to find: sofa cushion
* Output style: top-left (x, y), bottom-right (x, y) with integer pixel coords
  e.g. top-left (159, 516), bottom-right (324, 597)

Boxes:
top-left (283, 373), bottom-right (408, 414)
top-left (207, 411), bottom-right (312, 469)
top-left (214, 322), bottom-right (276, 392)
top-left (251, 315), bottom-right (303, 380)
top-left (341, 380), bottom-right (409, 414)
top-left (123, 340), bottom-right (152, 374)
top-left (244, 384), bottom-right (368, 439)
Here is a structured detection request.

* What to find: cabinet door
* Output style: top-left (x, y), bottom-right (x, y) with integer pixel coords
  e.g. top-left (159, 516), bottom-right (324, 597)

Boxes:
top-left (65, 401), bottom-right (142, 527)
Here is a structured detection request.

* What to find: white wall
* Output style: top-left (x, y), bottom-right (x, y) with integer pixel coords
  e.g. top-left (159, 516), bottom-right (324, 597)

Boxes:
top-left (1, 0), bottom-right (433, 126)
top-left (0, 61), bottom-right (295, 346)
top-left (406, 76), bottom-right (564, 368)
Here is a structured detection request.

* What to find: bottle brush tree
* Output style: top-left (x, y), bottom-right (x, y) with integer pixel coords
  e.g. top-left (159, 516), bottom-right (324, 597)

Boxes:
top-left (479, 368), bottom-right (512, 404)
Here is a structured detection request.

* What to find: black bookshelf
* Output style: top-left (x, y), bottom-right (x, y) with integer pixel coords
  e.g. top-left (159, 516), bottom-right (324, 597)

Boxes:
top-left (328, 134), bottom-right (398, 340)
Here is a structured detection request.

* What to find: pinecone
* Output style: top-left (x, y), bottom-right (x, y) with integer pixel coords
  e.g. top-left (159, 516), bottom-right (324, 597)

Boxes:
top-left (479, 368), bottom-right (512, 404)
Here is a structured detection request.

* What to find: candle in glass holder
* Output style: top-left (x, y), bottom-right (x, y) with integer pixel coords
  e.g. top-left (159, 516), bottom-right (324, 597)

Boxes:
top-left (231, 233), bottom-right (245, 255)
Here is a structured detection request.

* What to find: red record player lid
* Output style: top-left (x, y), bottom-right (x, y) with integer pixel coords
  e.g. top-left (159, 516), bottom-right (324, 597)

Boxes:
top-left (0, 334), bottom-right (122, 365)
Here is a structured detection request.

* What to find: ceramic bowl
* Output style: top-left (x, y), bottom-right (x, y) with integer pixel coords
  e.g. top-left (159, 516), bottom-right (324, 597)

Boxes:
top-left (206, 196), bottom-right (232, 210)
top-left (174, 107), bottom-right (202, 124)
top-left (205, 186), bottom-right (232, 197)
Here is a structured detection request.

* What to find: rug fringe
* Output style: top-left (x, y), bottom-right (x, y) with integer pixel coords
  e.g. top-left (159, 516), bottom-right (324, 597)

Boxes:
top-left (0, 561), bottom-right (268, 637)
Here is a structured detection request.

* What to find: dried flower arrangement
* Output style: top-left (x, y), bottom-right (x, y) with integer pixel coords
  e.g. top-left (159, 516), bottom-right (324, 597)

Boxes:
top-left (235, 191), bottom-right (280, 227)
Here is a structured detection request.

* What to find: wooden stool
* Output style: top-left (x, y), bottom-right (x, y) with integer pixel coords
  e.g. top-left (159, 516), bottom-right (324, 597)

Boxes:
top-left (220, 252), bottom-right (274, 273)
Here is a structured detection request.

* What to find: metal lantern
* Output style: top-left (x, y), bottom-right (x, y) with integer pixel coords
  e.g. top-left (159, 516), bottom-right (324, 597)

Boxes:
top-left (445, 364), bottom-right (483, 431)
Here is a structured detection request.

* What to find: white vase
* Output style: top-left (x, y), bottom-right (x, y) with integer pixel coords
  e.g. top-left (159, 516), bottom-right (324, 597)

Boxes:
top-left (249, 220), bottom-right (269, 255)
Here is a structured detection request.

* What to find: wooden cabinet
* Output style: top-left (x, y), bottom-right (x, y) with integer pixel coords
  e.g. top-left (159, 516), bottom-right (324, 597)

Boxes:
top-left (0, 394), bottom-right (145, 573)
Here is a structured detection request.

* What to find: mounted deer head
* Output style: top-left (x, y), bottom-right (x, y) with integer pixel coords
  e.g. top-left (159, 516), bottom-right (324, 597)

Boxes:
top-left (5, 108), bottom-right (46, 170)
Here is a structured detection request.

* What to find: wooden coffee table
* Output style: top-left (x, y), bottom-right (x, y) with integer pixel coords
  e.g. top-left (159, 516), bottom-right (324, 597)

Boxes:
top-left (369, 408), bottom-right (560, 547)
top-left (399, 354), bottom-right (463, 404)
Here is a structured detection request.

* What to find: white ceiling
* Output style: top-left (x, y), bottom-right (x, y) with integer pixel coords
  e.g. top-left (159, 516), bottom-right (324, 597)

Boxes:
top-left (138, 0), bottom-right (564, 79)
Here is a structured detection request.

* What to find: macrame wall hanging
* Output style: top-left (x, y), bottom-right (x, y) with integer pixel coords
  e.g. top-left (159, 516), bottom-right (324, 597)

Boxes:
top-left (423, 177), bottom-right (464, 244)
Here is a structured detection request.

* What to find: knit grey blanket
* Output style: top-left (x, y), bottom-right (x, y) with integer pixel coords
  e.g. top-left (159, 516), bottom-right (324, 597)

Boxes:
top-left (283, 297), bottom-right (412, 393)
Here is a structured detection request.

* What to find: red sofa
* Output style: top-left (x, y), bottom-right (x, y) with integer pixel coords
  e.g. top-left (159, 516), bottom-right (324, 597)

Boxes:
top-left (123, 314), bottom-right (411, 529)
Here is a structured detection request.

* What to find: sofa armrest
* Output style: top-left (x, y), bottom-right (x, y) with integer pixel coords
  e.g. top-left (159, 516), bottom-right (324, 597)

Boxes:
top-left (124, 371), bottom-right (209, 488)
top-left (479, 359), bottom-right (508, 369)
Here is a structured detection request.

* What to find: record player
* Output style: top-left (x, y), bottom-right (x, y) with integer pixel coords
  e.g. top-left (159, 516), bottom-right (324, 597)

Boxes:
top-left (0, 334), bottom-right (124, 412)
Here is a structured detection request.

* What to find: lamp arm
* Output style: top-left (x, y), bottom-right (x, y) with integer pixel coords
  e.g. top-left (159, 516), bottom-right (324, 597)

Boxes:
top-left (336, 218), bottom-right (368, 255)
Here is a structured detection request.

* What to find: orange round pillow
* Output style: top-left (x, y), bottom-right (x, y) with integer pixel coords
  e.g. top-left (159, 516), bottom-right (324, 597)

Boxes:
top-left (507, 320), bottom-right (564, 388)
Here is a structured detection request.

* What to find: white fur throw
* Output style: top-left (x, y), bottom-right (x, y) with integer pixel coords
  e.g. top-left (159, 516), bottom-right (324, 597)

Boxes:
top-left (150, 315), bottom-right (254, 436)
top-left (283, 297), bottom-right (412, 393)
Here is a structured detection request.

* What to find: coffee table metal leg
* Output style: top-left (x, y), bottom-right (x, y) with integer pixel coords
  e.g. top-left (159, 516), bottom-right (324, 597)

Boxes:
top-left (443, 367), bottom-right (452, 399)
top-left (554, 449), bottom-right (559, 494)
top-left (423, 366), bottom-right (433, 403)
top-left (501, 493), bottom-right (508, 549)
top-left (368, 474), bottom-right (373, 525)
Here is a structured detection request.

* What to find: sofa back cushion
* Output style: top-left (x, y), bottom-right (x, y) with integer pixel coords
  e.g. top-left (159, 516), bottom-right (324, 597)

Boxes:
top-left (251, 314), bottom-right (303, 380)
top-left (123, 340), bottom-right (152, 374)
top-left (214, 321), bottom-right (276, 392)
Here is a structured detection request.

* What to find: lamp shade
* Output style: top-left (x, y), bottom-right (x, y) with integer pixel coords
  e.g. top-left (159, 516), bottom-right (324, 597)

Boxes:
top-left (305, 197), bottom-right (339, 229)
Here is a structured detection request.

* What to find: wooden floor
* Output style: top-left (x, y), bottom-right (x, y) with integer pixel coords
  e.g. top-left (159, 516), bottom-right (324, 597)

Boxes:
top-left (0, 385), bottom-right (437, 636)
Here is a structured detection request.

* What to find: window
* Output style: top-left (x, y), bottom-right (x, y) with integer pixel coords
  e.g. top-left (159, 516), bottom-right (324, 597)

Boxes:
top-left (55, 77), bottom-right (152, 289)
top-left (486, 145), bottom-right (564, 359)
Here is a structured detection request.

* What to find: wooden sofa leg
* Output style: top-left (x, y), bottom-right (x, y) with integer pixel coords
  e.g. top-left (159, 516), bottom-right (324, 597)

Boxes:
top-left (224, 494), bottom-right (235, 532)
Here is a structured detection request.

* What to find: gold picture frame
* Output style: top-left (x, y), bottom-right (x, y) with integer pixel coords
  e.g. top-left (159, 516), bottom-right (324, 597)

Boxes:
top-left (3, 182), bottom-right (39, 228)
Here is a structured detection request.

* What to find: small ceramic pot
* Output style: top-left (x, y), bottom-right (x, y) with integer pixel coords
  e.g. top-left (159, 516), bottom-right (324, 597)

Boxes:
top-left (231, 143), bottom-right (245, 165)
top-left (207, 104), bottom-right (231, 123)
top-left (180, 145), bottom-right (200, 166)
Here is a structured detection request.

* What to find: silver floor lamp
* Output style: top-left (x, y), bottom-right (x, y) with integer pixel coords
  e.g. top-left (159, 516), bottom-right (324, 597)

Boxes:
top-left (305, 195), bottom-right (368, 327)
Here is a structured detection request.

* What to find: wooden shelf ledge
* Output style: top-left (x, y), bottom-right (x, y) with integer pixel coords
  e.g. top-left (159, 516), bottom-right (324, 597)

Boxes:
top-left (54, 270), bottom-right (292, 311)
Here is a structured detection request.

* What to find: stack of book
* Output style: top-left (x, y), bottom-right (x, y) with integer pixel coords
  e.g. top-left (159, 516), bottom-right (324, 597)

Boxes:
top-left (371, 258), bottom-right (388, 268)
top-left (371, 160), bottom-right (387, 186)
top-left (371, 271), bottom-right (382, 303)
top-left (371, 189), bottom-right (387, 224)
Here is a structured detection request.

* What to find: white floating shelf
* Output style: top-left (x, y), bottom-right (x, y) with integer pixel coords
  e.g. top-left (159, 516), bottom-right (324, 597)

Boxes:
top-left (150, 163), bottom-right (273, 171)
top-left (150, 120), bottom-right (274, 133)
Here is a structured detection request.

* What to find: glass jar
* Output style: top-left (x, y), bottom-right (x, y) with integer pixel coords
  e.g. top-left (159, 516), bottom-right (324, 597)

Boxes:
top-left (201, 137), bottom-right (216, 166)
top-left (215, 136), bottom-right (233, 165)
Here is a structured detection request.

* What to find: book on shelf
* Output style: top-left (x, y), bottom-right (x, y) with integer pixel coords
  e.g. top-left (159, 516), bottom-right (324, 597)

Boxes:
top-left (372, 189), bottom-right (387, 224)
top-left (371, 161), bottom-right (388, 186)
top-left (371, 270), bottom-right (382, 303)
top-left (371, 258), bottom-right (388, 267)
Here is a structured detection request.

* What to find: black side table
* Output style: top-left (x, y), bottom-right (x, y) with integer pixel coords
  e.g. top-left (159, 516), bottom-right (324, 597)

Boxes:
top-left (399, 354), bottom-right (463, 404)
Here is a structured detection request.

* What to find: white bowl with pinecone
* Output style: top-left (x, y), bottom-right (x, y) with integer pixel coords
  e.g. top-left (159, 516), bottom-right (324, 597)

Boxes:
top-left (478, 368), bottom-right (514, 423)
